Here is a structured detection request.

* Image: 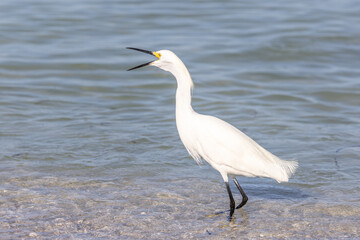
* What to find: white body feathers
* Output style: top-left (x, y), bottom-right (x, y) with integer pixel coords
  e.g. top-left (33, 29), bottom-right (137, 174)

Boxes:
top-left (152, 50), bottom-right (298, 183)
top-left (177, 111), bottom-right (298, 183)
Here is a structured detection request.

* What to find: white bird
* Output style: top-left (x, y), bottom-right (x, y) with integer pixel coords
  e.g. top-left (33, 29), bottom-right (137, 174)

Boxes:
top-left (127, 47), bottom-right (298, 219)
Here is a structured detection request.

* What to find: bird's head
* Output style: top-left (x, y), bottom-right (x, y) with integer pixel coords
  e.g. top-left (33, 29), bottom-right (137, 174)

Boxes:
top-left (127, 47), bottom-right (194, 89)
top-left (127, 47), bottom-right (181, 73)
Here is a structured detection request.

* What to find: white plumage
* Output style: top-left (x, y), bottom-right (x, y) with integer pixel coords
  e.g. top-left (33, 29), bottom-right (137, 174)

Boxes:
top-left (127, 48), bottom-right (298, 219)
top-left (180, 113), bottom-right (297, 183)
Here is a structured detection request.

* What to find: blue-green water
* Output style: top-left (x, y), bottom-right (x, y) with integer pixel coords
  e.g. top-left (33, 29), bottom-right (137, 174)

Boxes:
top-left (1, 0), bottom-right (360, 239)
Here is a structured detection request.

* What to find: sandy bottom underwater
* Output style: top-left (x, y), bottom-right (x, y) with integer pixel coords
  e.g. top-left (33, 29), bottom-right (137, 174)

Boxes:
top-left (1, 171), bottom-right (359, 239)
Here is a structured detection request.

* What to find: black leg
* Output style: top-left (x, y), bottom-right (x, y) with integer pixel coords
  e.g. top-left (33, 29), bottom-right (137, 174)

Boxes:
top-left (225, 182), bottom-right (235, 220)
top-left (232, 178), bottom-right (248, 209)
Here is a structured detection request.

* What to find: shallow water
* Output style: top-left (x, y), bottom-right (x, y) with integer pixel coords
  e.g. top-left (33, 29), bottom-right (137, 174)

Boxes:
top-left (1, 0), bottom-right (360, 239)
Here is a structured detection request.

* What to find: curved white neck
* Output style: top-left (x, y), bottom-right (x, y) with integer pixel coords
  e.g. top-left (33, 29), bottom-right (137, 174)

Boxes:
top-left (171, 63), bottom-right (194, 114)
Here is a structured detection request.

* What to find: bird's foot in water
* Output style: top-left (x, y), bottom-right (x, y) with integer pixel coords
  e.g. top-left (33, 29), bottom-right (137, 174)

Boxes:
top-left (214, 209), bottom-right (234, 221)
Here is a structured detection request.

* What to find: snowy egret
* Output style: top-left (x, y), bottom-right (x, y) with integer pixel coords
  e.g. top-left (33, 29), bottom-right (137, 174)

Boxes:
top-left (127, 47), bottom-right (298, 219)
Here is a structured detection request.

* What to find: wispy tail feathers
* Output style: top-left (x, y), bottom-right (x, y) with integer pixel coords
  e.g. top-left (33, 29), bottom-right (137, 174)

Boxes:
top-left (275, 159), bottom-right (298, 183)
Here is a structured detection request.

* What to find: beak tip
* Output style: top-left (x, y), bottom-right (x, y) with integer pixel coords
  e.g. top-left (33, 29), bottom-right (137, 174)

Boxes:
top-left (126, 60), bottom-right (154, 71)
top-left (126, 47), bottom-right (154, 56)
top-left (126, 47), bottom-right (156, 71)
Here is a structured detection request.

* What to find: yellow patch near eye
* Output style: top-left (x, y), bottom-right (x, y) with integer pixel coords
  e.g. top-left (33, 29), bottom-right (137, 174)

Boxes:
top-left (153, 52), bottom-right (161, 59)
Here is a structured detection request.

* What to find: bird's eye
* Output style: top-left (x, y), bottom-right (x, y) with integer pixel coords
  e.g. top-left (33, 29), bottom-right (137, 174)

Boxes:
top-left (153, 52), bottom-right (161, 59)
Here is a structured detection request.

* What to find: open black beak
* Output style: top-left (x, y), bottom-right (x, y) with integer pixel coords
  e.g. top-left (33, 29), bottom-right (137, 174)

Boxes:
top-left (126, 47), bottom-right (158, 71)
